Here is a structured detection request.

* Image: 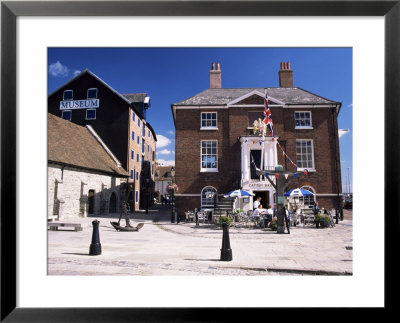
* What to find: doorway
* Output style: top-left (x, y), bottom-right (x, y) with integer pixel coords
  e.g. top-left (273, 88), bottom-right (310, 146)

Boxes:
top-left (250, 150), bottom-right (261, 179)
top-left (88, 189), bottom-right (95, 214)
top-left (253, 191), bottom-right (270, 209)
top-left (109, 192), bottom-right (117, 213)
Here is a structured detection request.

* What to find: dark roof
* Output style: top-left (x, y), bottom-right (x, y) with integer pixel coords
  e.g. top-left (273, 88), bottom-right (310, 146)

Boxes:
top-left (48, 113), bottom-right (128, 177)
top-left (122, 93), bottom-right (147, 103)
top-left (155, 166), bottom-right (174, 180)
top-left (48, 70), bottom-right (157, 142)
top-left (49, 70), bottom-right (133, 106)
top-left (173, 87), bottom-right (339, 106)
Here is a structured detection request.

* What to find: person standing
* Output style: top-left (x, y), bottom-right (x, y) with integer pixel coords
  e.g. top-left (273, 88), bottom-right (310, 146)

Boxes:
top-left (313, 201), bottom-right (320, 215)
top-left (253, 196), bottom-right (262, 210)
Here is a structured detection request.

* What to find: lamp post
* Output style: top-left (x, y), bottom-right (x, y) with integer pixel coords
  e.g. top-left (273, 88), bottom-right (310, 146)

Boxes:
top-left (170, 167), bottom-right (175, 223)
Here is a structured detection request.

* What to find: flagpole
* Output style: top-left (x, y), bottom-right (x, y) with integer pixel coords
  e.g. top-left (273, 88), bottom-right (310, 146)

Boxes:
top-left (260, 89), bottom-right (266, 177)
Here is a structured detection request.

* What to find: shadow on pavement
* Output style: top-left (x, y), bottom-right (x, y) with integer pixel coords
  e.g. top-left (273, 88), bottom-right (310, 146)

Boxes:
top-left (62, 252), bottom-right (89, 256)
top-left (184, 258), bottom-right (220, 262)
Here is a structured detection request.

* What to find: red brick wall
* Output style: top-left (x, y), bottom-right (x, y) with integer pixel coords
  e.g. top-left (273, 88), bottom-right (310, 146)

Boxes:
top-left (174, 100), bottom-right (342, 214)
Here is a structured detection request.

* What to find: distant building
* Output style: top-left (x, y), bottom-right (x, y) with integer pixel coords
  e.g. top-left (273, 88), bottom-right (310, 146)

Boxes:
top-left (48, 113), bottom-right (128, 220)
top-left (154, 165), bottom-right (175, 202)
top-left (48, 70), bottom-right (157, 211)
top-left (171, 62), bottom-right (342, 216)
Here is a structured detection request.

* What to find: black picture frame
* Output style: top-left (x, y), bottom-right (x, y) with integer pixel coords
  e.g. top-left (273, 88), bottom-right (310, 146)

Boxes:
top-left (1, 0), bottom-right (398, 321)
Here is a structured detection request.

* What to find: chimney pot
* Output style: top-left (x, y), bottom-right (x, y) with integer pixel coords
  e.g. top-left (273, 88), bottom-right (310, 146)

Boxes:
top-left (209, 62), bottom-right (221, 88)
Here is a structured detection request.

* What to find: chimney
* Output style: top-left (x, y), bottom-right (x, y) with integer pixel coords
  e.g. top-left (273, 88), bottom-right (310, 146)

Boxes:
top-left (278, 61), bottom-right (293, 87)
top-left (209, 62), bottom-right (221, 88)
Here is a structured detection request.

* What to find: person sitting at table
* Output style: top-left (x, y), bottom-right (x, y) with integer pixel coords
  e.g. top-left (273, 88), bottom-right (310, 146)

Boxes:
top-left (253, 204), bottom-right (266, 217)
top-left (265, 204), bottom-right (273, 220)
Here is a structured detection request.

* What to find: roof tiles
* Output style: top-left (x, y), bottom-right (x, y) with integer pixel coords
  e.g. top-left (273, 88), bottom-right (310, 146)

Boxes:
top-left (48, 113), bottom-right (128, 177)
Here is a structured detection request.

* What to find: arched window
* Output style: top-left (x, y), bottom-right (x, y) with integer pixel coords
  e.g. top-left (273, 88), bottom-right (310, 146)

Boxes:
top-left (300, 186), bottom-right (316, 206)
top-left (201, 186), bottom-right (217, 209)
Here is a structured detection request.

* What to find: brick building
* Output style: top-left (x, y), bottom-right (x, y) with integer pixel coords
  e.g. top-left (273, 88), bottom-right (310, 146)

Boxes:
top-left (48, 113), bottom-right (128, 220)
top-left (48, 70), bottom-right (157, 211)
top-left (171, 62), bottom-right (342, 217)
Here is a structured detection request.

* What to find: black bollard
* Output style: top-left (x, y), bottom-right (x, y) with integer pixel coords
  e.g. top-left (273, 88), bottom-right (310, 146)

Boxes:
top-left (89, 219), bottom-right (102, 256)
top-left (220, 221), bottom-right (232, 261)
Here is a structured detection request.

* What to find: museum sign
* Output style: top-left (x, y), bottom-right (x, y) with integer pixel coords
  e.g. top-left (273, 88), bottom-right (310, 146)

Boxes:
top-left (60, 99), bottom-right (100, 110)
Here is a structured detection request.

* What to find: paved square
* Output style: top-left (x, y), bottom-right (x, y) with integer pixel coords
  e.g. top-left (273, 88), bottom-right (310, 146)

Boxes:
top-left (48, 206), bottom-right (352, 276)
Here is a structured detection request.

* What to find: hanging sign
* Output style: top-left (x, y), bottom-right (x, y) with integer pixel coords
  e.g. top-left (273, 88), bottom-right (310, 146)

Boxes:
top-left (247, 181), bottom-right (274, 189)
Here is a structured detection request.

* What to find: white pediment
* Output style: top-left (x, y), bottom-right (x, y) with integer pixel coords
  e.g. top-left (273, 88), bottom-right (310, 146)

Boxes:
top-left (228, 89), bottom-right (285, 106)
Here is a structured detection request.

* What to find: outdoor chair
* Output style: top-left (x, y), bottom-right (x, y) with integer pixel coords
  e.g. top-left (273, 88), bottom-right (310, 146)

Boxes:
top-left (185, 211), bottom-right (195, 223)
top-left (289, 211), bottom-right (298, 227)
top-left (235, 213), bottom-right (251, 228)
top-left (196, 211), bottom-right (208, 223)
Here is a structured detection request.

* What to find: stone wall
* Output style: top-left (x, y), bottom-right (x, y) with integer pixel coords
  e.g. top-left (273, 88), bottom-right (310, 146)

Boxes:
top-left (48, 164), bottom-right (127, 220)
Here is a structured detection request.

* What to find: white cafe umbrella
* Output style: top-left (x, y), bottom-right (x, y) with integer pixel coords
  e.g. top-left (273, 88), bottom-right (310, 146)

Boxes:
top-left (284, 188), bottom-right (314, 197)
top-left (284, 188), bottom-right (314, 208)
top-left (224, 189), bottom-right (255, 210)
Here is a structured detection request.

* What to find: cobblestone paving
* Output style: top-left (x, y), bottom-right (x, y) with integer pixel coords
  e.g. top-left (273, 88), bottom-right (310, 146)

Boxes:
top-left (48, 206), bottom-right (352, 276)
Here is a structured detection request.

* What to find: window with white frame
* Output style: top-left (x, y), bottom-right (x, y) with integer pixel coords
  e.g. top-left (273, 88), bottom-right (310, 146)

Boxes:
top-left (299, 186), bottom-right (316, 206)
top-left (61, 110), bottom-right (72, 121)
top-left (63, 90), bottom-right (73, 100)
top-left (201, 186), bottom-right (217, 208)
top-left (87, 88), bottom-right (98, 99)
top-left (201, 112), bottom-right (217, 129)
top-left (201, 140), bottom-right (218, 171)
top-left (296, 140), bottom-right (314, 169)
top-left (294, 111), bottom-right (312, 128)
top-left (86, 109), bottom-right (96, 120)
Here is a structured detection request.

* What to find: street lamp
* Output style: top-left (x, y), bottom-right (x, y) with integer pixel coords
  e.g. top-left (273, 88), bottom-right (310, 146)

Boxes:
top-left (170, 167), bottom-right (176, 223)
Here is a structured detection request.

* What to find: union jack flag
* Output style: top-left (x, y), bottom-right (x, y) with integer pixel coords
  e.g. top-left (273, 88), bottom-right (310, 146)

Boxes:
top-left (263, 93), bottom-right (274, 137)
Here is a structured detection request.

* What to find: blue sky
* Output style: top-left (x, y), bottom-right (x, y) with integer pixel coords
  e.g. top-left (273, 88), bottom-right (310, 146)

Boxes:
top-left (48, 48), bottom-right (352, 193)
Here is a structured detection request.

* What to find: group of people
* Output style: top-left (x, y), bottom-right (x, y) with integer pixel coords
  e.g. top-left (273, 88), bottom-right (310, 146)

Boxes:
top-left (252, 197), bottom-right (323, 227)
top-left (252, 196), bottom-right (275, 226)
